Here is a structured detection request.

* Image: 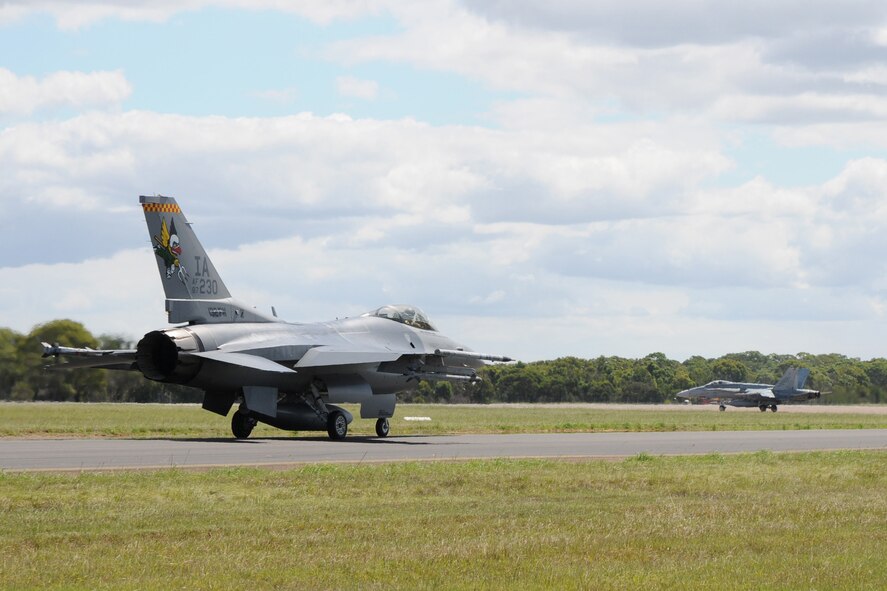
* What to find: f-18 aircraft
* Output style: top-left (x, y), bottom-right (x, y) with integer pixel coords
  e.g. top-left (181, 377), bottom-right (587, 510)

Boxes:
top-left (43, 196), bottom-right (512, 440)
top-left (676, 367), bottom-right (820, 412)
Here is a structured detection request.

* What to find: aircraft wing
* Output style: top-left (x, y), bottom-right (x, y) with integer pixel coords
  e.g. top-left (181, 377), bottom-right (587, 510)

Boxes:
top-left (726, 388), bottom-right (774, 402)
top-left (41, 343), bottom-right (138, 371)
top-left (364, 348), bottom-right (512, 384)
top-left (292, 346), bottom-right (512, 383)
top-left (295, 346), bottom-right (403, 368)
top-left (690, 390), bottom-right (775, 406)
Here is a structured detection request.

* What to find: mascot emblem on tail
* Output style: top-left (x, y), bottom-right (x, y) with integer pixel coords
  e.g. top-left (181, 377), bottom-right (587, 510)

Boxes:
top-left (153, 217), bottom-right (189, 286)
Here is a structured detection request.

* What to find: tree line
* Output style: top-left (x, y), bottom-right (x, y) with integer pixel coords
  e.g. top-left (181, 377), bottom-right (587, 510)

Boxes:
top-left (1, 320), bottom-right (198, 403)
top-left (2, 319), bottom-right (885, 404)
top-left (405, 351), bottom-right (886, 405)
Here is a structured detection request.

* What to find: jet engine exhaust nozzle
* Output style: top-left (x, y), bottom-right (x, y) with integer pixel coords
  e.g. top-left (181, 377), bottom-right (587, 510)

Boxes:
top-left (135, 329), bottom-right (201, 383)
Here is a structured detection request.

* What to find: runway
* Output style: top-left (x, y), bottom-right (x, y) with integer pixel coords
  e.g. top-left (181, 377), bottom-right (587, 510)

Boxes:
top-left (2, 429), bottom-right (885, 471)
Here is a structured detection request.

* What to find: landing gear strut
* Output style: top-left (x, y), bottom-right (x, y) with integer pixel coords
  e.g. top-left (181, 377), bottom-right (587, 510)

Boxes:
top-left (232, 412), bottom-right (257, 439)
top-left (375, 417), bottom-right (390, 438)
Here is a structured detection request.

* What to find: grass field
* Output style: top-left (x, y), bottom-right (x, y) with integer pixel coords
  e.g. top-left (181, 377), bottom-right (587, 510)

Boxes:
top-left (1, 402), bottom-right (885, 439)
top-left (0, 451), bottom-right (884, 590)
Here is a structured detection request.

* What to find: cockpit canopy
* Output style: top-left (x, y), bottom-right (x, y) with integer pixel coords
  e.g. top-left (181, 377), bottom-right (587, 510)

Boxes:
top-left (362, 304), bottom-right (437, 331)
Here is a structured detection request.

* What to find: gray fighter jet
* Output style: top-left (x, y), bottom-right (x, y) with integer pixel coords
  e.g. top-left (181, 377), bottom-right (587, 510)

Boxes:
top-left (676, 367), bottom-right (820, 412)
top-left (42, 195), bottom-right (512, 439)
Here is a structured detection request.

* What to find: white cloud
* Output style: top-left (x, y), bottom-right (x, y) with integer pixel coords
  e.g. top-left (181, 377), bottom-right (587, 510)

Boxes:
top-left (0, 110), bottom-right (728, 226)
top-left (712, 92), bottom-right (887, 125)
top-left (0, 248), bottom-right (167, 339)
top-left (465, 1), bottom-right (887, 47)
top-left (322, 1), bottom-right (887, 132)
top-left (336, 76), bottom-right (379, 100)
top-left (7, 1), bottom-right (887, 129)
top-left (4, 1), bottom-right (887, 360)
top-left (0, 1), bottom-right (390, 29)
top-left (0, 68), bottom-right (131, 115)
top-left (2, 107), bottom-right (887, 360)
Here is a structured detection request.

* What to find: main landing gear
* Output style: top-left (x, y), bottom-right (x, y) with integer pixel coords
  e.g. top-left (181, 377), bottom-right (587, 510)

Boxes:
top-left (327, 411), bottom-right (348, 440)
top-left (719, 404), bottom-right (726, 412)
top-left (228, 400), bottom-right (392, 441)
top-left (232, 412), bottom-right (257, 439)
top-left (759, 404), bottom-right (778, 412)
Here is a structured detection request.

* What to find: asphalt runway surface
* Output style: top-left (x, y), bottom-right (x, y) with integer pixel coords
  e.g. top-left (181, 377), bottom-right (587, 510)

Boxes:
top-left (2, 429), bottom-right (885, 471)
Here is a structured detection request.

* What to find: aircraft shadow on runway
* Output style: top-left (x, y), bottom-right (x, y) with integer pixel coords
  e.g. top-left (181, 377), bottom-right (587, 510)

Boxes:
top-left (147, 435), bottom-right (436, 446)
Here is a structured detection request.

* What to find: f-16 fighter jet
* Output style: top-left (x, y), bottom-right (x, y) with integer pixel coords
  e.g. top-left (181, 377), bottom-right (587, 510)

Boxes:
top-left (676, 367), bottom-right (820, 412)
top-left (43, 196), bottom-right (512, 440)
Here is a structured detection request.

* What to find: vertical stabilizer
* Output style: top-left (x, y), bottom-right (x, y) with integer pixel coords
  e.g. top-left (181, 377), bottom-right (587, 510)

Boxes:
top-left (141, 195), bottom-right (231, 301)
top-left (773, 368), bottom-right (798, 392)
top-left (795, 368), bottom-right (810, 389)
top-left (140, 195), bottom-right (278, 324)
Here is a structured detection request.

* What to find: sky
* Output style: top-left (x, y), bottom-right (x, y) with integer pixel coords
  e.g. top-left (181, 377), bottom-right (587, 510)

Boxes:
top-left (3, 0), bottom-right (887, 362)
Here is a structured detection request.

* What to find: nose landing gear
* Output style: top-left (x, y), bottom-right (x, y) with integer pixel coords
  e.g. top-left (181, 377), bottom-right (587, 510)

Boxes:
top-left (375, 417), bottom-right (390, 437)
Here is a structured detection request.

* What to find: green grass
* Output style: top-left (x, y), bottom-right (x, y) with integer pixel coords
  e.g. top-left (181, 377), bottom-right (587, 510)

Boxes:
top-left (0, 452), bottom-right (884, 589)
top-left (0, 402), bottom-right (884, 439)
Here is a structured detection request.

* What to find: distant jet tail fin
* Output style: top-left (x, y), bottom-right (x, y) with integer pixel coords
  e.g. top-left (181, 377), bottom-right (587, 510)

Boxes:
top-left (774, 367), bottom-right (809, 392)
top-left (773, 368), bottom-right (797, 392)
top-left (140, 195), bottom-right (278, 324)
top-left (795, 368), bottom-right (810, 389)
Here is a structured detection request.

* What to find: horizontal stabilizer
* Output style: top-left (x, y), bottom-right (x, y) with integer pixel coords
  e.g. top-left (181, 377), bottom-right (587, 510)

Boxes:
top-left (187, 350), bottom-right (297, 373)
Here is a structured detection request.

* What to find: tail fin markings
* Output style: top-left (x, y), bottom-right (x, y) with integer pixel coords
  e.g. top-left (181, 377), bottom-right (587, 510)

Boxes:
top-left (140, 195), bottom-right (277, 325)
top-left (141, 195), bottom-right (231, 301)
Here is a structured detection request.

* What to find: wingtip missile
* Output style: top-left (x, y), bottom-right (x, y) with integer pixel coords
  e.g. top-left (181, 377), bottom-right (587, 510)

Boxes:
top-left (41, 342), bottom-right (59, 358)
top-left (434, 349), bottom-right (513, 363)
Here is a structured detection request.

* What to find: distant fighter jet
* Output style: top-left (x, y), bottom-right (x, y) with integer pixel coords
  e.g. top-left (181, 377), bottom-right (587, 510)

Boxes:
top-left (676, 368), bottom-right (820, 412)
top-left (43, 196), bottom-right (512, 440)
